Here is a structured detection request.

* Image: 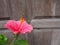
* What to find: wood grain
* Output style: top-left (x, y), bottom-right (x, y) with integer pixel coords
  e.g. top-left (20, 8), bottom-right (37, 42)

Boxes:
top-left (55, 0), bottom-right (60, 16)
top-left (0, 0), bottom-right (9, 18)
top-left (31, 19), bottom-right (60, 28)
top-left (27, 29), bottom-right (52, 45)
top-left (51, 29), bottom-right (60, 45)
top-left (31, 0), bottom-right (52, 18)
top-left (0, 20), bottom-right (8, 29)
top-left (10, 0), bottom-right (26, 20)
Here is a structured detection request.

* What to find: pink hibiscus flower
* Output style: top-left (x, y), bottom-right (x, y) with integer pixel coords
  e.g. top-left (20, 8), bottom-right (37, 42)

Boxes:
top-left (4, 18), bottom-right (33, 34)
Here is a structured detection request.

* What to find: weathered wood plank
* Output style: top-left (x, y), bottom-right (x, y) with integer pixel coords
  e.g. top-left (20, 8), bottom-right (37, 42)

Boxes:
top-left (31, 0), bottom-right (53, 18)
top-left (10, 0), bottom-right (32, 21)
top-left (55, 0), bottom-right (60, 16)
top-left (51, 0), bottom-right (56, 16)
top-left (0, 0), bottom-right (9, 18)
top-left (51, 29), bottom-right (60, 45)
top-left (26, 32), bottom-right (34, 45)
top-left (10, 0), bottom-right (26, 20)
top-left (31, 19), bottom-right (60, 28)
top-left (0, 20), bottom-right (8, 29)
top-left (24, 0), bottom-right (33, 22)
top-left (27, 29), bottom-right (52, 45)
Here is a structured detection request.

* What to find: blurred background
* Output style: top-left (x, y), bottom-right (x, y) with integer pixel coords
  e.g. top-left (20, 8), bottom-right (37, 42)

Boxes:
top-left (0, 0), bottom-right (60, 45)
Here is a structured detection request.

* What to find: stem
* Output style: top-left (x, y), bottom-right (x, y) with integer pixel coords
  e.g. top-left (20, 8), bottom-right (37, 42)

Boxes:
top-left (10, 34), bottom-right (19, 45)
top-left (14, 34), bottom-right (19, 40)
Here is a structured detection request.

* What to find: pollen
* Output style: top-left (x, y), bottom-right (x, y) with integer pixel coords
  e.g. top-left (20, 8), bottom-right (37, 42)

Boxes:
top-left (20, 18), bottom-right (24, 23)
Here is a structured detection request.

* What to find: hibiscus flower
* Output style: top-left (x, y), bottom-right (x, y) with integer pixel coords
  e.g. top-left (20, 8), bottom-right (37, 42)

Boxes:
top-left (4, 18), bottom-right (33, 34)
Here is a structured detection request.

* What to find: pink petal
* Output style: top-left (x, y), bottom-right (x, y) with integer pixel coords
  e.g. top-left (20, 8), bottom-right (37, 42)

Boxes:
top-left (4, 20), bottom-right (19, 34)
top-left (16, 21), bottom-right (21, 28)
top-left (19, 21), bottom-right (33, 34)
top-left (21, 25), bottom-right (33, 34)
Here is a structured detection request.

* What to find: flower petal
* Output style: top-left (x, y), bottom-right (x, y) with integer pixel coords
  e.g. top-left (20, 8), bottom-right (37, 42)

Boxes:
top-left (19, 21), bottom-right (33, 34)
top-left (4, 20), bottom-right (19, 34)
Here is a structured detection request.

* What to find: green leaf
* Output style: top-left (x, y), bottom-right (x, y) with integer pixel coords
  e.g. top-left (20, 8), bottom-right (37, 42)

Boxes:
top-left (4, 36), bottom-right (9, 45)
top-left (0, 40), bottom-right (3, 44)
top-left (13, 39), bottom-right (28, 45)
top-left (0, 34), bottom-right (4, 40)
top-left (0, 34), bottom-right (9, 45)
top-left (0, 34), bottom-right (4, 45)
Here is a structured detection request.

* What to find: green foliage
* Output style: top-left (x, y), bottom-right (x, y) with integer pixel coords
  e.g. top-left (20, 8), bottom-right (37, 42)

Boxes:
top-left (0, 34), bottom-right (9, 45)
top-left (0, 34), bottom-right (29, 45)
top-left (12, 39), bottom-right (28, 45)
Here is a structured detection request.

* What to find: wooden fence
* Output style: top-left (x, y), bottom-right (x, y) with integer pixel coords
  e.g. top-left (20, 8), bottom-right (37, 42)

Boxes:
top-left (0, 0), bottom-right (60, 45)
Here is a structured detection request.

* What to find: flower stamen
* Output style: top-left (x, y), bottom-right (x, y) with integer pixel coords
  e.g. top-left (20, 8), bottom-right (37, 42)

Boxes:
top-left (20, 18), bottom-right (24, 24)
